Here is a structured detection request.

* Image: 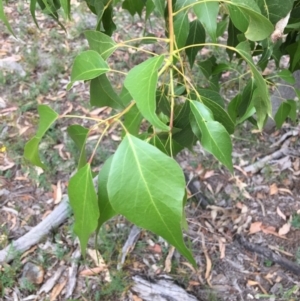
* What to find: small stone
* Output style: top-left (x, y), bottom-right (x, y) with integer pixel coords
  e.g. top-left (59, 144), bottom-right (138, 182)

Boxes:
top-left (20, 262), bottom-right (44, 285)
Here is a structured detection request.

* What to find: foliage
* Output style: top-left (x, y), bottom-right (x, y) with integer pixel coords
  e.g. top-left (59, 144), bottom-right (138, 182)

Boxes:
top-left (1, 0), bottom-right (300, 265)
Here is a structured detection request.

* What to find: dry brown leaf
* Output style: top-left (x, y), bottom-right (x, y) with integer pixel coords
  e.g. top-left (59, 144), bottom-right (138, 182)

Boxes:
top-left (233, 165), bottom-right (248, 176)
top-left (247, 280), bottom-right (268, 294)
top-left (188, 281), bottom-right (201, 286)
top-left (132, 295), bottom-right (143, 301)
top-left (87, 248), bottom-right (111, 282)
top-left (148, 244), bottom-right (162, 254)
top-left (269, 183), bottom-right (278, 195)
top-left (61, 102), bottom-right (73, 116)
top-left (211, 209), bottom-right (218, 222)
top-left (201, 233), bottom-right (212, 280)
top-left (218, 237), bottom-right (226, 259)
top-left (278, 223), bottom-right (291, 236)
top-left (54, 180), bottom-right (62, 204)
top-left (50, 280), bottom-right (67, 301)
top-left (203, 170), bottom-right (214, 179)
top-left (79, 267), bottom-right (106, 276)
top-left (215, 182), bottom-right (223, 194)
top-left (271, 11), bottom-right (291, 42)
top-left (249, 222), bottom-right (262, 234)
top-left (278, 188), bottom-right (293, 196)
top-left (276, 207), bottom-right (286, 220)
top-left (164, 246), bottom-right (175, 273)
top-left (261, 225), bottom-right (287, 238)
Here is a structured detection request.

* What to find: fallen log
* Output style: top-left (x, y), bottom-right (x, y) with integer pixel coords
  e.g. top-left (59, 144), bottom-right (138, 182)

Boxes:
top-left (0, 195), bottom-right (70, 263)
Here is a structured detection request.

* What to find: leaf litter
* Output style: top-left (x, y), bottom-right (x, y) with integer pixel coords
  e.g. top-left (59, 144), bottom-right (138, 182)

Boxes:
top-left (0, 1), bottom-right (300, 301)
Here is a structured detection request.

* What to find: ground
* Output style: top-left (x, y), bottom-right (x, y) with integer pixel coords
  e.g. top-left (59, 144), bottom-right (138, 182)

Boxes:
top-left (0, 1), bottom-right (300, 301)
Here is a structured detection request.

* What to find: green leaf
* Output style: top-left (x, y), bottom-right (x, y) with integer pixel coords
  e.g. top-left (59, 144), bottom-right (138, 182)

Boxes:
top-left (194, 1), bottom-right (219, 42)
top-left (68, 50), bottom-right (109, 89)
top-left (228, 94), bottom-right (241, 122)
top-left (198, 56), bottom-right (217, 79)
top-left (254, 0), bottom-right (294, 24)
top-left (97, 156), bottom-right (116, 229)
top-left (120, 86), bottom-right (133, 106)
top-left (60, 0), bottom-right (71, 18)
top-left (102, 3), bottom-right (116, 36)
top-left (107, 134), bottom-right (195, 266)
top-left (68, 164), bottom-right (99, 257)
top-left (274, 102), bottom-right (291, 129)
top-left (238, 77), bottom-right (255, 117)
top-left (197, 94), bottom-right (235, 134)
top-left (277, 70), bottom-right (296, 85)
top-left (124, 55), bottom-right (169, 131)
top-left (123, 104), bottom-right (143, 136)
top-left (287, 100), bottom-right (297, 122)
top-left (145, 0), bottom-right (155, 20)
top-left (24, 105), bottom-right (59, 168)
top-left (227, 19), bottom-right (242, 60)
top-left (67, 125), bottom-right (89, 169)
top-left (150, 135), bottom-right (168, 154)
top-left (190, 101), bottom-right (233, 172)
top-left (90, 74), bottom-right (124, 110)
top-left (236, 41), bottom-right (270, 129)
top-left (185, 20), bottom-right (205, 68)
top-left (30, 0), bottom-right (39, 27)
top-left (0, 0), bottom-right (14, 35)
top-left (152, 0), bottom-right (165, 16)
top-left (173, 10), bottom-right (189, 50)
top-left (122, 0), bottom-right (145, 16)
top-left (216, 18), bottom-right (228, 38)
top-left (197, 88), bottom-right (224, 107)
top-left (226, 0), bottom-right (273, 41)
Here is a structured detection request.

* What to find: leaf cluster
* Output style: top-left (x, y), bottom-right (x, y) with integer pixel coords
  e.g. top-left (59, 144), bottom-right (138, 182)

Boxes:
top-left (1, 0), bottom-right (300, 264)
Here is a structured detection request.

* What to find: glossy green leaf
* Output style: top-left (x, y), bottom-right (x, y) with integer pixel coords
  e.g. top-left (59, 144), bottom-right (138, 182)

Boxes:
top-left (226, 0), bottom-right (273, 41)
top-left (90, 74), bottom-right (124, 110)
top-left (124, 55), bottom-right (169, 131)
top-left (185, 20), bottom-right (205, 68)
top-left (24, 105), bottom-right (59, 168)
top-left (97, 156), bottom-right (116, 229)
top-left (236, 41), bottom-right (270, 129)
top-left (190, 101), bottom-right (233, 172)
top-left (107, 134), bottom-right (195, 265)
top-left (68, 164), bottom-right (99, 257)
top-left (67, 125), bottom-right (89, 169)
top-left (274, 102), bottom-right (291, 129)
top-left (68, 50), bottom-right (109, 89)
top-left (194, 1), bottom-right (219, 42)
top-left (0, 0), bottom-right (14, 35)
top-left (123, 104), bottom-right (143, 136)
